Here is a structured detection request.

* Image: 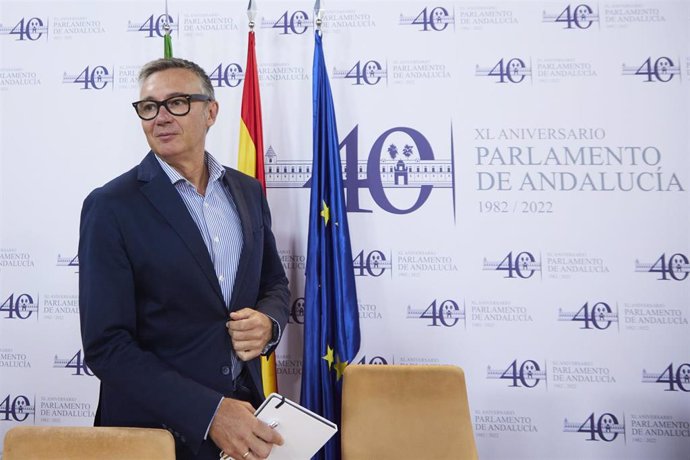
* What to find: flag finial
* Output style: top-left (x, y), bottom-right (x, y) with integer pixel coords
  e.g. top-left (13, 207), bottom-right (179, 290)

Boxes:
top-left (247, 0), bottom-right (258, 29)
top-left (314, 0), bottom-right (322, 30)
top-left (163, 0), bottom-right (172, 58)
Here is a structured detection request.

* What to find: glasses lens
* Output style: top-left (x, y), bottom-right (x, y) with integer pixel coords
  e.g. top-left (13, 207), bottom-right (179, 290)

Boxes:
top-left (165, 96), bottom-right (191, 116)
top-left (136, 101), bottom-right (159, 120)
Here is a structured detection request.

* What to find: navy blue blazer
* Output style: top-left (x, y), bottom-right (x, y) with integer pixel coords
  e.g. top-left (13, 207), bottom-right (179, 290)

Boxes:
top-left (79, 151), bottom-right (289, 459)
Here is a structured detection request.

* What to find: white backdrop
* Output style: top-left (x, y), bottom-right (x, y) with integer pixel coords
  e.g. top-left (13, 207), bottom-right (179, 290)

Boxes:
top-left (1, 1), bottom-right (689, 459)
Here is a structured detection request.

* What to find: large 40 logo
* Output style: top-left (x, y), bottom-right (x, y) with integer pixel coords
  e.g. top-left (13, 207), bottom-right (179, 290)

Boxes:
top-left (304, 125), bottom-right (439, 215)
top-left (0, 395), bottom-right (34, 422)
top-left (8, 17), bottom-right (46, 40)
top-left (0, 293), bottom-right (38, 320)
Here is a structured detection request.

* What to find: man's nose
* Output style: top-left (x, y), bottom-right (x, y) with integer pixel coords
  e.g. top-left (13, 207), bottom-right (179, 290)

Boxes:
top-left (155, 105), bottom-right (174, 123)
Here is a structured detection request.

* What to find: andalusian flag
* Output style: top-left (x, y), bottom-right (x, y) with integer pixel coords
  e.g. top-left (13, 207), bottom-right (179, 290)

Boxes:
top-left (237, 30), bottom-right (275, 396)
top-left (163, 31), bottom-right (172, 58)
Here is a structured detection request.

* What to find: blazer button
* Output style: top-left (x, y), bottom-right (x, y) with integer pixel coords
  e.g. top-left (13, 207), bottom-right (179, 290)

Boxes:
top-left (221, 366), bottom-right (230, 375)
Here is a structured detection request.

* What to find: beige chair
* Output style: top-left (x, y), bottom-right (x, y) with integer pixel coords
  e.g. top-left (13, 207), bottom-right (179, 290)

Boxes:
top-left (2, 426), bottom-right (175, 460)
top-left (341, 364), bottom-right (478, 460)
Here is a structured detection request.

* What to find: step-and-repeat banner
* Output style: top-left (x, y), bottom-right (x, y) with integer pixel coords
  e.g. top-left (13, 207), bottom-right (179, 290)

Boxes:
top-left (1, 1), bottom-right (688, 458)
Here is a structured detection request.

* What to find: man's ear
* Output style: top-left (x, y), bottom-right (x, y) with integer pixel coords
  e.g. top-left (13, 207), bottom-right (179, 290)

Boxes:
top-left (206, 100), bottom-right (219, 128)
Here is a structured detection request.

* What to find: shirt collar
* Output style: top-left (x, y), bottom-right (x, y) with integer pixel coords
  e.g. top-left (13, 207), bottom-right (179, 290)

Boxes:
top-left (154, 152), bottom-right (226, 186)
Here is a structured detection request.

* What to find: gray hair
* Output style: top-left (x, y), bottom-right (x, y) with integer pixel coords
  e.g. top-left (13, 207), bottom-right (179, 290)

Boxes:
top-left (138, 57), bottom-right (215, 99)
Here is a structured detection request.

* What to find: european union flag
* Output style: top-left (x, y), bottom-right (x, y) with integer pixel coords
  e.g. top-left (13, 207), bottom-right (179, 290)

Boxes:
top-left (300, 30), bottom-right (361, 460)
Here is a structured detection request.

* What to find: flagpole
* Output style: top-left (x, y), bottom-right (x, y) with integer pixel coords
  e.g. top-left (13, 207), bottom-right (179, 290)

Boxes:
top-left (163, 0), bottom-right (172, 58)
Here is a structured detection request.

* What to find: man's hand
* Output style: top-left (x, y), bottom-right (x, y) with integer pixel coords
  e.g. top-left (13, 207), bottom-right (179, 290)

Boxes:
top-left (227, 308), bottom-right (273, 361)
top-left (209, 397), bottom-right (283, 460)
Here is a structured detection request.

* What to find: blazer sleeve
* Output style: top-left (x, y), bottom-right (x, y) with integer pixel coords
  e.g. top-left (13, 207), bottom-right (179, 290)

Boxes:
top-left (78, 190), bottom-right (220, 454)
top-left (254, 188), bottom-right (290, 355)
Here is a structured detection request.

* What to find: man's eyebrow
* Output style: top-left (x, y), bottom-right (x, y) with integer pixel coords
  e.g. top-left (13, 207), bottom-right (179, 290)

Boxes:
top-left (140, 92), bottom-right (188, 101)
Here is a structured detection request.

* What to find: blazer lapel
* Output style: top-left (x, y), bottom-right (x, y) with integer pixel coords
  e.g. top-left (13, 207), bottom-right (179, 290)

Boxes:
top-left (137, 152), bottom-right (225, 305)
top-left (223, 170), bottom-right (254, 312)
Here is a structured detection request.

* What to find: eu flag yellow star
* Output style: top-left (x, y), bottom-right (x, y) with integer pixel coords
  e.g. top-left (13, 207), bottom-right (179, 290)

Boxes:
top-left (333, 354), bottom-right (349, 381)
top-left (320, 200), bottom-right (330, 226)
top-left (322, 345), bottom-right (334, 370)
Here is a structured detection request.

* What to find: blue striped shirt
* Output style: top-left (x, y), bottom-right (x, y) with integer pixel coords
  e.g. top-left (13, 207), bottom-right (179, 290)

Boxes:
top-left (155, 152), bottom-right (243, 378)
top-left (156, 153), bottom-right (243, 306)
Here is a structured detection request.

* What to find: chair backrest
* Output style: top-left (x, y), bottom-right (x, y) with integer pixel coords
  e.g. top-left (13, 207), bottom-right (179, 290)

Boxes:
top-left (2, 426), bottom-right (175, 460)
top-left (341, 364), bottom-right (478, 460)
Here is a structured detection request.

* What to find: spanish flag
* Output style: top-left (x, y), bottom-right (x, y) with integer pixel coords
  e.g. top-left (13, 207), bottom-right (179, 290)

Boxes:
top-left (238, 31), bottom-right (265, 188)
top-left (237, 30), bottom-right (276, 397)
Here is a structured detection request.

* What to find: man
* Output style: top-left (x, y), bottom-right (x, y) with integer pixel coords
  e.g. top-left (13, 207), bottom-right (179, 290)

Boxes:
top-left (79, 57), bottom-right (288, 460)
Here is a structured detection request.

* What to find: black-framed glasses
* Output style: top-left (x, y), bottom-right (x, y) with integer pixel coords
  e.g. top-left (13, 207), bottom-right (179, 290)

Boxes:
top-left (131, 94), bottom-right (213, 120)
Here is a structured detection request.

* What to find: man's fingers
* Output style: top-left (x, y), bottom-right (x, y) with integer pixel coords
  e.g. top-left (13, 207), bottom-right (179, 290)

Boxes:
top-left (226, 323), bottom-right (259, 342)
top-left (246, 422), bottom-right (283, 458)
top-left (226, 310), bottom-right (272, 360)
top-left (227, 319), bottom-right (250, 333)
top-left (232, 336), bottom-right (262, 348)
top-left (210, 398), bottom-right (270, 459)
top-left (210, 399), bottom-right (282, 459)
top-left (229, 308), bottom-right (254, 320)
top-left (246, 440), bottom-right (272, 459)
top-left (255, 422), bottom-right (284, 446)
top-left (236, 349), bottom-right (261, 361)
top-left (228, 325), bottom-right (268, 344)
top-left (227, 317), bottom-right (262, 335)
